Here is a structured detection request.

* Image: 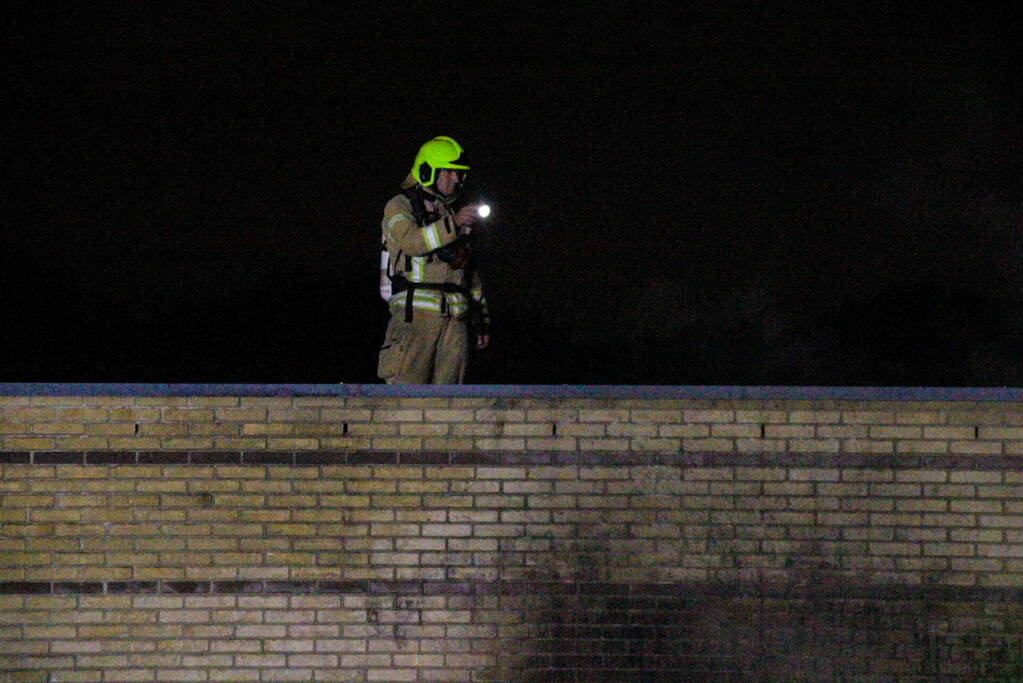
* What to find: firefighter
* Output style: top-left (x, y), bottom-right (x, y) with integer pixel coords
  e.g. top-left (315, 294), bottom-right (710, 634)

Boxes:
top-left (377, 136), bottom-right (490, 384)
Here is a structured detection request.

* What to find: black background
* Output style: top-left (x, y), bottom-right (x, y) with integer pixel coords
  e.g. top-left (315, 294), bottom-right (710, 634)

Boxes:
top-left (6, 3), bottom-right (1021, 385)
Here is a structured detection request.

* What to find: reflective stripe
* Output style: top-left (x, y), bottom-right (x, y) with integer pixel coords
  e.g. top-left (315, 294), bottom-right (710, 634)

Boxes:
top-left (412, 291), bottom-right (442, 310)
top-left (447, 293), bottom-right (468, 317)
top-left (422, 223), bottom-right (442, 251)
top-left (386, 213), bottom-right (407, 230)
top-left (388, 289), bottom-right (446, 315)
top-left (410, 256), bottom-right (425, 282)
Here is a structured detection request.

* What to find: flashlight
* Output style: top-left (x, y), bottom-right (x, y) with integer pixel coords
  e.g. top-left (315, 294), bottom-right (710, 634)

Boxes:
top-left (477, 204), bottom-right (491, 219)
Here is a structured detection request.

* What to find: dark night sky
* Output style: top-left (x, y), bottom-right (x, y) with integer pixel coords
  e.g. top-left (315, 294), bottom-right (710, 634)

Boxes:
top-left (6, 3), bottom-right (1021, 385)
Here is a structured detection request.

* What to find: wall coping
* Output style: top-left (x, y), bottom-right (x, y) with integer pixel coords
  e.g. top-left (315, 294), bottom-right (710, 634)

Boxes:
top-left (2, 383), bottom-right (1023, 401)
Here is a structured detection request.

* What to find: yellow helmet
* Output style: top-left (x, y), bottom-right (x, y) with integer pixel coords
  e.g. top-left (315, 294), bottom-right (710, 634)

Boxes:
top-left (411, 136), bottom-right (470, 187)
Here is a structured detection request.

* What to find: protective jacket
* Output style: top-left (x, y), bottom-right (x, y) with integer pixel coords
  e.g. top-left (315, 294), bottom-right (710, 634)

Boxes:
top-left (381, 176), bottom-right (489, 331)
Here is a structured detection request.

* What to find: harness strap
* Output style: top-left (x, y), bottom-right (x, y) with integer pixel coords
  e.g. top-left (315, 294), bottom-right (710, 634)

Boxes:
top-left (391, 274), bottom-right (471, 323)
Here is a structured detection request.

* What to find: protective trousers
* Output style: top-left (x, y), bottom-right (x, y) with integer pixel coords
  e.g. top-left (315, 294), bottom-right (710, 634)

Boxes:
top-left (377, 313), bottom-right (468, 384)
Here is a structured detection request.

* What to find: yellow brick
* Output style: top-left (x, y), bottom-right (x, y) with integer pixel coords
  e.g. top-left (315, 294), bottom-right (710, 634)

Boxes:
top-left (53, 438), bottom-right (110, 450)
top-left (162, 438), bottom-right (215, 450)
top-left (923, 426), bottom-right (975, 440)
top-left (205, 495), bottom-right (263, 507)
top-left (789, 411), bottom-right (839, 423)
top-left (950, 471), bottom-right (1002, 483)
top-left (423, 438), bottom-right (473, 451)
top-left (369, 466), bottom-right (419, 479)
top-left (979, 426), bottom-right (1023, 440)
top-left (895, 411), bottom-right (945, 424)
top-left (817, 425), bottom-right (869, 438)
top-left (136, 424), bottom-right (189, 436)
top-left (266, 524), bottom-right (316, 536)
top-left (368, 437), bottom-right (421, 450)
top-left (765, 425), bottom-right (814, 438)
top-left (240, 480), bottom-right (291, 494)
top-left (788, 439), bottom-right (839, 453)
top-left (895, 470), bottom-right (948, 483)
top-left (950, 441), bottom-right (1002, 455)
top-left (189, 423), bottom-right (239, 436)
top-left (6, 407), bottom-right (61, 420)
top-left (633, 410), bottom-right (683, 423)
top-left (322, 466), bottom-right (372, 479)
top-left (734, 410), bottom-right (788, 423)
top-left (684, 468), bottom-right (733, 481)
top-left (242, 423), bottom-right (293, 436)
top-left (266, 438), bottom-right (318, 450)
top-left (214, 408), bottom-right (268, 422)
top-left (319, 495), bottom-right (371, 507)
top-left (949, 499), bottom-right (998, 513)
top-left (896, 440), bottom-right (949, 454)
top-left (840, 439), bottom-right (894, 453)
top-left (163, 409), bottom-right (214, 422)
top-left (870, 426), bottom-right (922, 439)
top-left (107, 438), bottom-right (160, 450)
top-left (110, 466), bottom-right (163, 479)
top-left (0, 422), bottom-right (24, 436)
top-left (630, 438), bottom-right (680, 452)
top-left (264, 552), bottom-right (315, 566)
top-left (133, 567), bottom-right (185, 580)
top-left (320, 408), bottom-right (372, 421)
top-left (373, 409), bottom-right (423, 422)
top-left (578, 409), bottom-right (630, 422)
top-left (451, 423), bottom-right (500, 437)
top-left (3, 438), bottom-right (55, 450)
top-left (373, 494), bottom-right (423, 507)
top-left (426, 467), bottom-right (474, 479)
top-left (109, 408), bottom-right (161, 421)
top-left (292, 423), bottom-right (347, 437)
top-left (213, 438), bottom-right (267, 450)
top-left (682, 438), bottom-right (732, 452)
top-left (266, 408), bottom-right (321, 422)
top-left (712, 424), bottom-right (762, 438)
top-left (398, 423), bottom-right (449, 437)
top-left (31, 422), bottom-right (84, 435)
top-left (2, 495), bottom-right (55, 507)
top-left (842, 411), bottom-right (893, 424)
top-left (213, 466), bottom-right (262, 479)
top-left (3, 466), bottom-right (52, 479)
top-left (319, 438), bottom-right (373, 450)
top-left (102, 494), bottom-right (160, 508)
top-left (418, 409), bottom-right (471, 423)
top-left (58, 494), bottom-right (107, 507)
top-left (474, 409), bottom-right (525, 423)
top-left (346, 480), bottom-right (396, 494)
top-left (58, 466), bottom-right (109, 480)
top-left (347, 423), bottom-right (399, 436)
top-left (500, 423), bottom-right (552, 437)
top-left (473, 438), bottom-right (524, 451)
top-left (577, 438), bottom-right (630, 451)
top-left (976, 485), bottom-right (1022, 498)
top-left (556, 423), bottom-right (605, 437)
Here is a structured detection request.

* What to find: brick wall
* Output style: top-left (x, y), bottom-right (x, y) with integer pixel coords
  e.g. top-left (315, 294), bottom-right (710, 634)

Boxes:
top-left (1, 385), bottom-right (1022, 681)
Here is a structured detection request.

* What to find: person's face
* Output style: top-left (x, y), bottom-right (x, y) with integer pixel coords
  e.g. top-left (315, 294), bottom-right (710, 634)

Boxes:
top-left (435, 168), bottom-right (463, 196)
